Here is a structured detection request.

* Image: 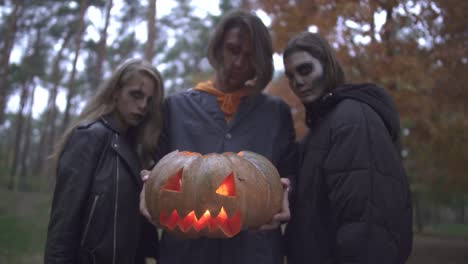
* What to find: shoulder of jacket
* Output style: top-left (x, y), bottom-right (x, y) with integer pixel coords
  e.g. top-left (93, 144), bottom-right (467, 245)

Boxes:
top-left (169, 89), bottom-right (195, 98)
top-left (76, 119), bottom-right (113, 139)
top-left (165, 89), bottom-right (194, 104)
top-left (77, 119), bottom-right (99, 129)
top-left (260, 93), bottom-right (290, 109)
top-left (329, 99), bottom-right (367, 127)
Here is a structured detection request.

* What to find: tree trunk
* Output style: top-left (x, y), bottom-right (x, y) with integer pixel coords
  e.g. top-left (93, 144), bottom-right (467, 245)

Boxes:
top-left (34, 30), bottom-right (73, 180)
top-left (413, 190), bottom-right (424, 233)
top-left (61, 0), bottom-right (89, 132)
top-left (18, 84), bottom-right (36, 190)
top-left (145, 0), bottom-right (157, 62)
top-left (0, 0), bottom-right (23, 125)
top-left (93, 0), bottom-right (113, 89)
top-left (381, 1), bottom-right (398, 90)
top-left (8, 80), bottom-right (30, 191)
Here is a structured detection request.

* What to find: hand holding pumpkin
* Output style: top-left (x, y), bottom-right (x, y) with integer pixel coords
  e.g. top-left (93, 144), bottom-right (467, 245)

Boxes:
top-left (258, 178), bottom-right (290, 230)
top-left (139, 170), bottom-right (157, 226)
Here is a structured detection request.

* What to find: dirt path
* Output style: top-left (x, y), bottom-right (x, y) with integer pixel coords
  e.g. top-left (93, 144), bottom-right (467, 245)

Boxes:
top-left (407, 234), bottom-right (468, 264)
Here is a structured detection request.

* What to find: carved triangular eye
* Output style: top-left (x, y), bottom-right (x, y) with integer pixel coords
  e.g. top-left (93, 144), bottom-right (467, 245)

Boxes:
top-left (163, 168), bottom-right (182, 192)
top-left (216, 172), bottom-right (236, 196)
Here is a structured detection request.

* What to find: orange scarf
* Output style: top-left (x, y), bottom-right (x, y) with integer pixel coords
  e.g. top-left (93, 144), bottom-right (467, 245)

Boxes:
top-left (194, 80), bottom-right (250, 123)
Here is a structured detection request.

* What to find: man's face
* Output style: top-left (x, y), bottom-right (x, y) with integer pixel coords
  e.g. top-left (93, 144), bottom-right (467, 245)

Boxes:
top-left (219, 27), bottom-right (256, 92)
top-left (284, 50), bottom-right (325, 104)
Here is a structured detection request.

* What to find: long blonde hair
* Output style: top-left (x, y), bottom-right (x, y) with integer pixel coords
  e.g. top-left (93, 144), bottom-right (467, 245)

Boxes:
top-left (53, 59), bottom-right (164, 168)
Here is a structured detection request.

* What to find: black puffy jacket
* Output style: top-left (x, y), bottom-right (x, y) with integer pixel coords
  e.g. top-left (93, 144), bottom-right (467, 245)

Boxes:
top-left (44, 117), bottom-right (158, 264)
top-left (286, 84), bottom-right (412, 264)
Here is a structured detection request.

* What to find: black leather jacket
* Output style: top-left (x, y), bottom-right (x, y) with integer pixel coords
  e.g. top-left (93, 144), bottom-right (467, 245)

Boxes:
top-left (44, 117), bottom-right (158, 264)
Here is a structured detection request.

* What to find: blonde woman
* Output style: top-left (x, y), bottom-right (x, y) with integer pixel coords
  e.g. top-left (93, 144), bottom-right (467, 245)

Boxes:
top-left (44, 59), bottom-right (164, 264)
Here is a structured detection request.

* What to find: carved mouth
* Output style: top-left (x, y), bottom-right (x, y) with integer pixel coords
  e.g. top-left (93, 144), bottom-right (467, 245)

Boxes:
top-left (160, 207), bottom-right (242, 237)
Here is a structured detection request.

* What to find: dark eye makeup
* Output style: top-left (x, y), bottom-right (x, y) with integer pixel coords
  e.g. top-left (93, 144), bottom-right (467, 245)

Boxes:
top-left (225, 43), bottom-right (241, 55)
top-left (130, 90), bottom-right (144, 99)
top-left (297, 63), bottom-right (314, 76)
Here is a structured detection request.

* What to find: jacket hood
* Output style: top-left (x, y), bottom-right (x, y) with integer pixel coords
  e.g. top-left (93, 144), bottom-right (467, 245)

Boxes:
top-left (305, 83), bottom-right (401, 147)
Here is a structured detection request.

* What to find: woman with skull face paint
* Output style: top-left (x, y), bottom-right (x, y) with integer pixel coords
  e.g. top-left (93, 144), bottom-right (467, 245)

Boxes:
top-left (44, 59), bottom-right (164, 264)
top-left (283, 32), bottom-right (413, 264)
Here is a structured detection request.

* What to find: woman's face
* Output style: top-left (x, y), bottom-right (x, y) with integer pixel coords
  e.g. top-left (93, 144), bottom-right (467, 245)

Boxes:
top-left (114, 72), bottom-right (156, 131)
top-left (284, 50), bottom-right (325, 104)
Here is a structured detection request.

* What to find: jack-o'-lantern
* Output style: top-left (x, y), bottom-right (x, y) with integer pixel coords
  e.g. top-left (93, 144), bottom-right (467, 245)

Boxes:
top-left (145, 150), bottom-right (283, 239)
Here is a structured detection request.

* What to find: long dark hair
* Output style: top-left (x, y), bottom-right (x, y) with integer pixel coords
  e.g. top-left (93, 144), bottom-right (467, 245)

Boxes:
top-left (283, 32), bottom-right (345, 93)
top-left (207, 9), bottom-right (273, 92)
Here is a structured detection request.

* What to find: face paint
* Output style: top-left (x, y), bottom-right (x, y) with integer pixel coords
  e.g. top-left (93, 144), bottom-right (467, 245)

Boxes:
top-left (284, 50), bottom-right (326, 104)
top-left (114, 72), bottom-right (155, 131)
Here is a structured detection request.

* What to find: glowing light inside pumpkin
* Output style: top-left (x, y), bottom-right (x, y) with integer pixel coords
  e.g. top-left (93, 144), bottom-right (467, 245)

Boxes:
top-left (216, 173), bottom-right (236, 196)
top-left (217, 206), bottom-right (228, 220)
top-left (160, 206), bottom-right (242, 237)
top-left (182, 151), bottom-right (199, 156)
top-left (163, 168), bottom-right (182, 192)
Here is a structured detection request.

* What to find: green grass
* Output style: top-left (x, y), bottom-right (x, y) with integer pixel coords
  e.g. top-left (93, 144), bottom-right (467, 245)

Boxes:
top-left (427, 223), bottom-right (468, 237)
top-left (0, 188), bottom-right (51, 264)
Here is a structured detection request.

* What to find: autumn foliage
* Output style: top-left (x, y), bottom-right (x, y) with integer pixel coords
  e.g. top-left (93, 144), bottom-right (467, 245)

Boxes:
top-left (254, 0), bottom-right (468, 195)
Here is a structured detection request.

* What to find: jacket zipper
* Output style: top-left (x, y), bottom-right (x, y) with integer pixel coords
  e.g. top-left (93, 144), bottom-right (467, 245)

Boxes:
top-left (113, 153), bottom-right (120, 264)
top-left (81, 195), bottom-right (100, 246)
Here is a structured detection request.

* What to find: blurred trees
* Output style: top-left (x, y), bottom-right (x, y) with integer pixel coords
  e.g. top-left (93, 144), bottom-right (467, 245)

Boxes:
top-left (0, 0), bottom-right (23, 125)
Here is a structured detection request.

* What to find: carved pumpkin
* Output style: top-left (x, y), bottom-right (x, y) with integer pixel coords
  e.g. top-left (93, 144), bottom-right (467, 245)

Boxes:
top-left (145, 150), bottom-right (283, 238)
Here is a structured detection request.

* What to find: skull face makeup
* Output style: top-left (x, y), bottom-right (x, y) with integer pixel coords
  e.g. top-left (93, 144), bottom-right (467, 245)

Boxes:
top-left (284, 50), bottom-right (326, 104)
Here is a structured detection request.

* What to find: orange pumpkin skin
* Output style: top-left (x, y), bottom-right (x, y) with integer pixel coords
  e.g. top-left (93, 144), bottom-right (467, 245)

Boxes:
top-left (145, 150), bottom-right (283, 239)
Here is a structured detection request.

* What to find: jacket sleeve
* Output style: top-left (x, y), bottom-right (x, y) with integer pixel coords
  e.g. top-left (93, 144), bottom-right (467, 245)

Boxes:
top-left (135, 217), bottom-right (159, 262)
top-left (44, 127), bottom-right (104, 264)
top-left (275, 101), bottom-right (298, 179)
top-left (323, 122), bottom-right (400, 264)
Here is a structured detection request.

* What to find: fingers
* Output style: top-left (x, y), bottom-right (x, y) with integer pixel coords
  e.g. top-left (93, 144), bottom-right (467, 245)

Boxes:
top-left (139, 170), bottom-right (150, 217)
top-left (140, 170), bottom-right (151, 181)
top-left (139, 184), bottom-right (157, 226)
top-left (280, 177), bottom-right (290, 190)
top-left (258, 178), bottom-right (291, 231)
top-left (139, 185), bottom-right (150, 218)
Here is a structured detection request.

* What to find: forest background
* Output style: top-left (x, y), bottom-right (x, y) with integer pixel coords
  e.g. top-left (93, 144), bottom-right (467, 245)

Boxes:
top-left (0, 0), bottom-right (467, 263)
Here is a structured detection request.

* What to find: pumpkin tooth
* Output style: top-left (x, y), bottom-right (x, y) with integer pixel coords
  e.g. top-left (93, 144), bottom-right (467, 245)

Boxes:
top-left (222, 203), bottom-right (237, 218)
top-left (193, 210), bottom-right (211, 231)
top-left (214, 209), bottom-right (242, 237)
top-left (177, 207), bottom-right (193, 219)
top-left (194, 208), bottom-right (207, 220)
top-left (227, 211), bottom-right (242, 235)
top-left (161, 210), bottom-right (180, 230)
top-left (178, 211), bottom-right (196, 232)
top-left (217, 207), bottom-right (229, 219)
